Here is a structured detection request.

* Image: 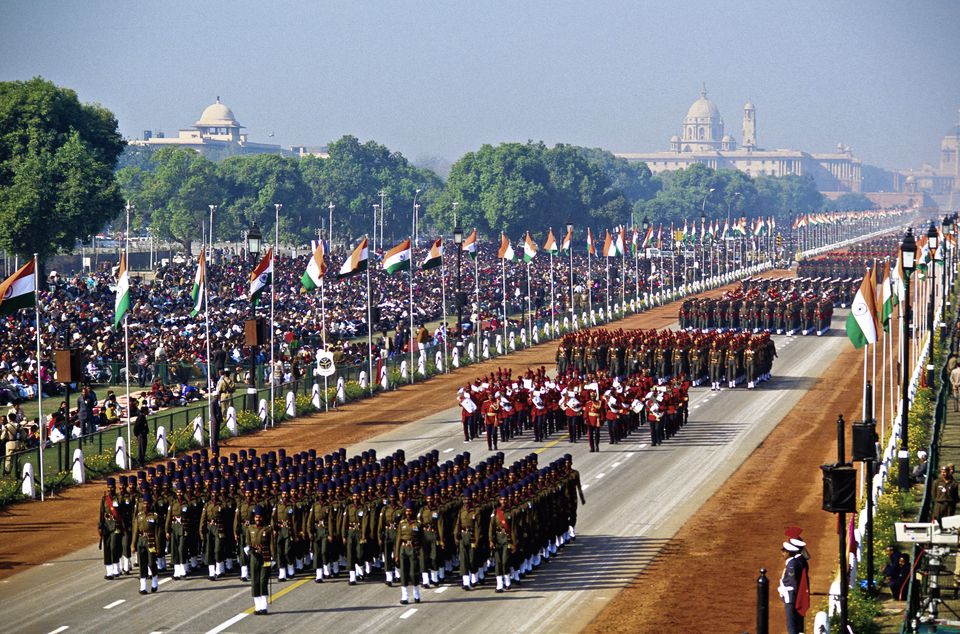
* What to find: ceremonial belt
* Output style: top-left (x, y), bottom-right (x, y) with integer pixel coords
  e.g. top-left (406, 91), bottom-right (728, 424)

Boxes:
top-left (348, 523), bottom-right (361, 530)
top-left (401, 540), bottom-right (415, 548)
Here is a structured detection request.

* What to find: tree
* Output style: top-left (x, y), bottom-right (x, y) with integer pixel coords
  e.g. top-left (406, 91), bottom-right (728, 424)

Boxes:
top-left (131, 147), bottom-right (223, 254)
top-left (0, 77), bottom-right (124, 263)
top-left (754, 174), bottom-right (824, 223)
top-left (428, 142), bottom-right (554, 238)
top-left (824, 192), bottom-right (875, 212)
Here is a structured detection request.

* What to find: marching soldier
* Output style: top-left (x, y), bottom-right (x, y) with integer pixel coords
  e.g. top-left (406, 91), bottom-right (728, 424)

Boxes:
top-left (200, 484), bottom-right (227, 580)
top-left (395, 500), bottom-right (423, 605)
top-left (417, 487), bottom-right (443, 588)
top-left (234, 482), bottom-right (256, 582)
top-left (489, 489), bottom-right (516, 593)
top-left (454, 489), bottom-right (481, 590)
top-left (378, 486), bottom-right (403, 586)
top-left (481, 392), bottom-right (502, 451)
top-left (583, 391), bottom-right (602, 453)
top-left (99, 477), bottom-right (124, 580)
top-left (132, 491), bottom-right (161, 594)
top-left (709, 343), bottom-right (724, 391)
top-left (340, 486), bottom-right (368, 585)
top-left (166, 481), bottom-right (191, 579)
top-left (246, 506), bottom-right (274, 616)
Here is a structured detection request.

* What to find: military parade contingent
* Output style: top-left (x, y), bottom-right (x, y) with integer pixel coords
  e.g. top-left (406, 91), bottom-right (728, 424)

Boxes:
top-left (98, 441), bottom-right (589, 612)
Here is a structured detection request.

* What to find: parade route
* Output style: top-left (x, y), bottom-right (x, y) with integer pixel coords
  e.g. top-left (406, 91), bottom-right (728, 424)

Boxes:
top-left (0, 312), bottom-right (848, 634)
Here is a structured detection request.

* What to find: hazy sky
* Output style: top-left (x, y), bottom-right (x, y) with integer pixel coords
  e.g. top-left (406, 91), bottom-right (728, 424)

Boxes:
top-left (2, 1), bottom-right (958, 171)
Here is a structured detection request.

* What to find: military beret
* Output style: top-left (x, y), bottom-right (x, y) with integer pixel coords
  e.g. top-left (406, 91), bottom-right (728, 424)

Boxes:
top-left (106, 477), bottom-right (116, 486)
top-left (252, 505), bottom-right (265, 516)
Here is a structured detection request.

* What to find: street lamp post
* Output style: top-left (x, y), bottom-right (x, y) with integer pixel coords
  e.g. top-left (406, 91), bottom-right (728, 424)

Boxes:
top-left (641, 216), bottom-right (650, 305)
top-left (454, 226), bottom-right (464, 340)
top-left (246, 223), bottom-right (263, 413)
top-left (898, 228), bottom-right (917, 491)
top-left (413, 188), bottom-right (422, 248)
top-left (372, 204), bottom-right (380, 254)
top-left (941, 215), bottom-right (953, 334)
top-left (927, 221), bottom-right (939, 388)
top-left (328, 202), bottom-right (335, 251)
top-left (566, 219), bottom-right (575, 323)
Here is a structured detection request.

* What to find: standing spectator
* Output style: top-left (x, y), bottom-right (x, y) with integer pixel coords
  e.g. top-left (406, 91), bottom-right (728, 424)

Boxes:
top-left (951, 360), bottom-right (960, 412)
top-left (77, 385), bottom-right (97, 436)
top-left (2, 413), bottom-right (23, 475)
top-left (133, 410), bottom-right (149, 468)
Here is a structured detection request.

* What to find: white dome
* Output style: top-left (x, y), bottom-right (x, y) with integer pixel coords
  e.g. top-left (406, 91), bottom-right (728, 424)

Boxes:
top-left (670, 134), bottom-right (681, 142)
top-left (685, 89), bottom-right (721, 120)
top-left (743, 99), bottom-right (755, 110)
top-left (722, 134), bottom-right (734, 142)
top-left (195, 98), bottom-right (241, 127)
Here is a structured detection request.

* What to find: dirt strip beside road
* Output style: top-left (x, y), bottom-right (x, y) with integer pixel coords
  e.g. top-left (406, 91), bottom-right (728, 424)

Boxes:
top-left (583, 332), bottom-right (879, 632)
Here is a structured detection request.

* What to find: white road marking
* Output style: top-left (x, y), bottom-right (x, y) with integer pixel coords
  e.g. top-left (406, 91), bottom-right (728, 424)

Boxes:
top-left (611, 462), bottom-right (621, 468)
top-left (158, 577), bottom-right (172, 585)
top-left (638, 444), bottom-right (648, 449)
top-left (148, 631), bottom-right (163, 634)
top-left (582, 484), bottom-right (591, 489)
top-left (103, 600), bottom-right (125, 610)
top-left (443, 448), bottom-right (454, 453)
top-left (43, 563), bottom-right (54, 567)
top-left (435, 584), bottom-right (449, 593)
top-left (48, 627), bottom-right (69, 634)
top-left (205, 612), bottom-right (248, 634)
top-left (399, 608), bottom-right (418, 619)
top-left (596, 473), bottom-right (606, 479)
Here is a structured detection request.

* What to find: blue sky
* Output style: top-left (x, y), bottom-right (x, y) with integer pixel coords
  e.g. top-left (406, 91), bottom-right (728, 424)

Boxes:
top-left (2, 0), bottom-right (958, 170)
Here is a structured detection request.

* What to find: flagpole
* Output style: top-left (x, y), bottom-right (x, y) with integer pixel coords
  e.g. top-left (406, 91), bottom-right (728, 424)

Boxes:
top-left (549, 243), bottom-right (555, 334)
top-left (409, 238), bottom-right (414, 384)
top-left (620, 245), bottom-right (626, 316)
top-left (321, 277), bottom-right (328, 412)
top-left (270, 204), bottom-right (278, 426)
top-left (605, 256), bottom-right (610, 323)
top-left (441, 241), bottom-right (448, 373)
top-left (501, 255), bottom-right (507, 354)
top-left (124, 202), bottom-right (131, 468)
top-left (203, 223), bottom-right (213, 447)
top-left (587, 232), bottom-right (592, 317)
top-left (34, 254), bottom-right (43, 501)
top-left (568, 233), bottom-right (574, 328)
top-left (474, 247), bottom-right (480, 358)
top-left (526, 261), bottom-right (532, 343)
top-left (366, 235), bottom-right (374, 395)
top-left (634, 242), bottom-right (640, 309)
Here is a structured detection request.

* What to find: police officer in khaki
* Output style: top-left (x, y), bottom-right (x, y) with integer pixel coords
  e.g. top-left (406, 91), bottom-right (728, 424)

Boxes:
top-left (2, 412), bottom-right (23, 475)
top-left (394, 500), bottom-right (422, 605)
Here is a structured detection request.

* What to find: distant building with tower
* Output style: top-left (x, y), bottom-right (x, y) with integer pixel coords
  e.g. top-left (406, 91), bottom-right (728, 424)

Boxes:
top-left (616, 86), bottom-right (863, 193)
top-left (129, 98), bottom-right (328, 159)
top-left (898, 115), bottom-right (960, 208)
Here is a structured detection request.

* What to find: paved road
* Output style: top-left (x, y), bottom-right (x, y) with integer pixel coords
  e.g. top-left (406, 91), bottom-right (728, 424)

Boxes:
top-left (0, 315), bottom-right (848, 634)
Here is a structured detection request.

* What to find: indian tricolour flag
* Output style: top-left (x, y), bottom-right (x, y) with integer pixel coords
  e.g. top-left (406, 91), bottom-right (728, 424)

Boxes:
top-left (615, 227), bottom-right (626, 256)
top-left (640, 226), bottom-right (654, 250)
top-left (190, 249), bottom-right (205, 317)
top-left (602, 230), bottom-right (617, 257)
top-left (561, 226), bottom-right (572, 253)
top-left (114, 252), bottom-right (130, 329)
top-left (301, 240), bottom-right (327, 291)
top-left (845, 272), bottom-right (879, 349)
top-left (586, 228), bottom-right (596, 256)
top-left (338, 238), bottom-right (369, 279)
top-left (880, 260), bottom-right (894, 332)
top-left (498, 234), bottom-right (515, 261)
top-left (248, 248), bottom-right (273, 304)
top-left (0, 258), bottom-right (36, 316)
top-left (383, 239), bottom-right (412, 274)
top-left (462, 229), bottom-right (478, 259)
top-left (543, 229), bottom-right (558, 255)
top-left (523, 232), bottom-right (538, 262)
top-left (422, 238), bottom-right (443, 270)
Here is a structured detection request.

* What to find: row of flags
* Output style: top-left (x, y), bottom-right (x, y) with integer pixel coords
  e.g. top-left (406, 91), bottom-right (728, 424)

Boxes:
top-left (845, 229), bottom-right (954, 349)
top-left (792, 208), bottom-right (906, 230)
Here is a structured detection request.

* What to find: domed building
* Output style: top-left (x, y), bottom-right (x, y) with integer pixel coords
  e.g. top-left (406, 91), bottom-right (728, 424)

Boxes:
top-left (616, 86), bottom-right (863, 193)
top-left (130, 98), bottom-right (294, 158)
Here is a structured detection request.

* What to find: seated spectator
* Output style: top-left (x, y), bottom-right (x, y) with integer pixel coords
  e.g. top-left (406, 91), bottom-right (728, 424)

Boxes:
top-left (883, 553), bottom-right (910, 600)
top-left (912, 450), bottom-right (929, 484)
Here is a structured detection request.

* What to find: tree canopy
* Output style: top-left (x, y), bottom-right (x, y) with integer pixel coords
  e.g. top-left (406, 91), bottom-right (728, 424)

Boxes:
top-left (0, 77), bottom-right (124, 263)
